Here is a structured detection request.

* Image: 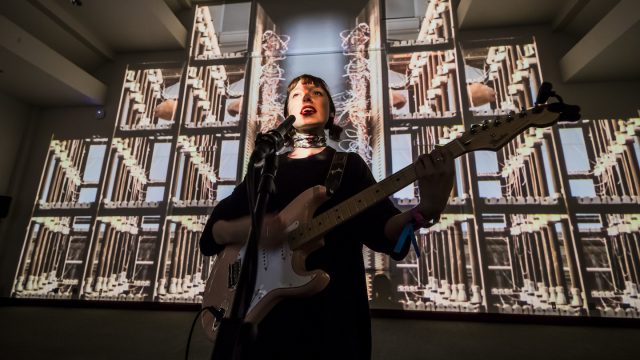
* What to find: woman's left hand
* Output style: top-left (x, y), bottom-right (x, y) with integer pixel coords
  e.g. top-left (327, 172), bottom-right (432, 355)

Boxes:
top-left (415, 147), bottom-right (455, 220)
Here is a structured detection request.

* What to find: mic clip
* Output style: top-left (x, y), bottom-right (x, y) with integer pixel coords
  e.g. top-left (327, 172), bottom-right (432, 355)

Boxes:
top-left (251, 115), bottom-right (297, 163)
top-left (252, 132), bottom-right (283, 163)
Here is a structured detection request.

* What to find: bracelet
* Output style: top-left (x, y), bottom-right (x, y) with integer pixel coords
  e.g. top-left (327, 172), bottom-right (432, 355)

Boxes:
top-left (410, 208), bottom-right (440, 228)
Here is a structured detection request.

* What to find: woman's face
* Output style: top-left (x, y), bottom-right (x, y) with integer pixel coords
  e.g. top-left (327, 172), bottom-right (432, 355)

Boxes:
top-left (287, 80), bottom-right (331, 134)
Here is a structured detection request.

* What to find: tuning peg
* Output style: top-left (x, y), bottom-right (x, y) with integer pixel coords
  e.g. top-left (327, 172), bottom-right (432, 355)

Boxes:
top-left (519, 107), bottom-right (527, 118)
top-left (470, 124), bottom-right (480, 134)
top-left (481, 119), bottom-right (489, 130)
top-left (494, 117), bottom-right (502, 126)
top-left (507, 111), bottom-right (515, 122)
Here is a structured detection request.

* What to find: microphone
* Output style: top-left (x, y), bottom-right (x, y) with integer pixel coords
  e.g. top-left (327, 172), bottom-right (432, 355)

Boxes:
top-left (251, 115), bottom-right (297, 161)
top-left (546, 102), bottom-right (581, 122)
top-left (559, 104), bottom-right (581, 121)
top-left (535, 82), bottom-right (553, 105)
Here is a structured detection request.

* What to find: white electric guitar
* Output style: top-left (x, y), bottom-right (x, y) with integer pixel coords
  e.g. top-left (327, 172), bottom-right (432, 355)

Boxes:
top-left (201, 99), bottom-right (579, 342)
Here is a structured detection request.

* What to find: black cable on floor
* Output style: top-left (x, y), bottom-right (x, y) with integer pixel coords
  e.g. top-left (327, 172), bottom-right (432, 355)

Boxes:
top-left (186, 306), bottom-right (214, 360)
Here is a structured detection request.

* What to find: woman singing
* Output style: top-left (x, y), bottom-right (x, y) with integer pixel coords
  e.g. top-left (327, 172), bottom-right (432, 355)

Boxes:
top-left (200, 74), bottom-right (455, 359)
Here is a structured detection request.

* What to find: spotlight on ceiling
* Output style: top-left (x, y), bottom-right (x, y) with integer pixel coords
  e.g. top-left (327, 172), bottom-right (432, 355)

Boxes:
top-left (70, 0), bottom-right (82, 6)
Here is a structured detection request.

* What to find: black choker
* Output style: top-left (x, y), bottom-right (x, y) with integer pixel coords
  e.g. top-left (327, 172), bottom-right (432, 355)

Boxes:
top-left (292, 133), bottom-right (326, 148)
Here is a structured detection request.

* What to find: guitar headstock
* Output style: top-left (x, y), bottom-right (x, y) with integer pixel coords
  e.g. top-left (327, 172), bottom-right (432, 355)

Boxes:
top-left (455, 106), bottom-right (560, 154)
top-left (449, 80), bottom-right (582, 156)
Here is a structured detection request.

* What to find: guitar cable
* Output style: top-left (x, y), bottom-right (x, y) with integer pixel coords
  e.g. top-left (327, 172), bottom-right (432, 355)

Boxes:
top-left (185, 306), bottom-right (216, 360)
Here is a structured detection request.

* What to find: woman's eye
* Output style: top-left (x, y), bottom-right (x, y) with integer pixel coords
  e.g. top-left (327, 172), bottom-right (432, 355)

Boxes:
top-left (314, 91), bottom-right (323, 96)
top-left (291, 93), bottom-right (300, 98)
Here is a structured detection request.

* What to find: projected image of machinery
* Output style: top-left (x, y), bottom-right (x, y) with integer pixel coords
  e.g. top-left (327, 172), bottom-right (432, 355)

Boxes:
top-left (473, 127), bottom-right (560, 206)
top-left (156, 216), bottom-right (212, 303)
top-left (388, 125), bottom-right (467, 206)
top-left (83, 216), bottom-right (161, 301)
top-left (337, 0), bottom-right (394, 176)
top-left (241, 6), bottom-right (289, 170)
top-left (391, 215), bottom-right (484, 312)
top-left (190, 2), bottom-right (251, 60)
top-left (554, 118), bottom-right (640, 318)
top-left (481, 214), bottom-right (586, 315)
top-left (558, 119), bottom-right (640, 205)
top-left (171, 134), bottom-right (240, 208)
top-left (337, 21), bottom-right (378, 164)
top-left (37, 138), bottom-right (107, 210)
top-left (577, 214), bottom-right (640, 317)
top-left (386, 124), bottom-right (479, 311)
top-left (10, 0), bottom-right (640, 322)
top-left (13, 217), bottom-right (92, 299)
top-left (385, 0), bottom-right (453, 48)
top-left (182, 64), bottom-right (245, 128)
top-left (117, 66), bottom-right (183, 131)
top-left (387, 50), bottom-right (459, 120)
top-left (462, 40), bottom-right (542, 116)
top-left (103, 136), bottom-right (172, 209)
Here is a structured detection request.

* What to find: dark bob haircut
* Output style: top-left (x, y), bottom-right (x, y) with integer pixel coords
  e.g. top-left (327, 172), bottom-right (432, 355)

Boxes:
top-left (283, 74), bottom-right (342, 141)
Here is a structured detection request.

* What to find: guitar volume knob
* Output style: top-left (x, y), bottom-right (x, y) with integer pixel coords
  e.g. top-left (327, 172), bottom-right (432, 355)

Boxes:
top-left (208, 306), bottom-right (225, 321)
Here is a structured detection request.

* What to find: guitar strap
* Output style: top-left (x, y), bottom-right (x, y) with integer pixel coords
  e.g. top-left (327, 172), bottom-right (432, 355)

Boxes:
top-left (324, 152), bottom-right (348, 197)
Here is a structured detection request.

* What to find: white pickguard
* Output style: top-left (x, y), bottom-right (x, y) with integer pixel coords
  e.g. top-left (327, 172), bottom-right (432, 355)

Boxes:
top-left (240, 233), bottom-right (312, 312)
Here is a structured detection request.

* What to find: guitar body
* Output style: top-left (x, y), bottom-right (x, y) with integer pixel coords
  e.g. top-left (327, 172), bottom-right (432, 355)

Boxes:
top-left (201, 185), bottom-right (331, 342)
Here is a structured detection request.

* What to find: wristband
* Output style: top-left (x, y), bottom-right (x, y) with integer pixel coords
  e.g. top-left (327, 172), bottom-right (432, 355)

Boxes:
top-left (410, 208), bottom-right (439, 228)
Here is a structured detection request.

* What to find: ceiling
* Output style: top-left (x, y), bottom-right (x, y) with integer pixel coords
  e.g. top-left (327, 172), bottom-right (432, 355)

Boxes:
top-left (0, 0), bottom-right (638, 107)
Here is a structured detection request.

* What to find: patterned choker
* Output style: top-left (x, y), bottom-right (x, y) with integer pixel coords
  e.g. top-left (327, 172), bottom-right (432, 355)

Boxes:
top-left (292, 132), bottom-right (326, 148)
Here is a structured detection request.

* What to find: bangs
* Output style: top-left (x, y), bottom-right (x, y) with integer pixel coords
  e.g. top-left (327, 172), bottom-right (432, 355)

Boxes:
top-left (287, 74), bottom-right (328, 93)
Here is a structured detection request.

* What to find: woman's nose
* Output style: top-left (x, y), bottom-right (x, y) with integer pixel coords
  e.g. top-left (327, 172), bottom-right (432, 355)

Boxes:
top-left (302, 92), bottom-right (312, 101)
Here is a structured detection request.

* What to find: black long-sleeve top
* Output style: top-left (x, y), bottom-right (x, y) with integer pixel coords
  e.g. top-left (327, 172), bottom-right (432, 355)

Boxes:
top-left (199, 146), bottom-right (408, 359)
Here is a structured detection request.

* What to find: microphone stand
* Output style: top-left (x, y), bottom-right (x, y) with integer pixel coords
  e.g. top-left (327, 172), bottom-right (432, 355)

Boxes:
top-left (211, 121), bottom-right (290, 360)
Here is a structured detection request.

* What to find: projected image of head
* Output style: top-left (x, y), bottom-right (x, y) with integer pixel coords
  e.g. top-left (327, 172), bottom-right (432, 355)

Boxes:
top-left (181, 64), bottom-right (245, 128)
top-left (117, 66), bottom-right (183, 131)
top-left (387, 50), bottom-right (459, 120)
top-left (462, 39), bottom-right (542, 116)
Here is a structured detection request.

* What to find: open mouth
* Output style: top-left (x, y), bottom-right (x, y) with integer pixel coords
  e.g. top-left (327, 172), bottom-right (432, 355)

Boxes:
top-left (300, 106), bottom-right (317, 115)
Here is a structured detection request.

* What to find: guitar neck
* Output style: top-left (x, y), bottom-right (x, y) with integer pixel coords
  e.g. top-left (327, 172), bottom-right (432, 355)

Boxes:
top-left (288, 104), bottom-right (565, 250)
top-left (289, 138), bottom-right (470, 250)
